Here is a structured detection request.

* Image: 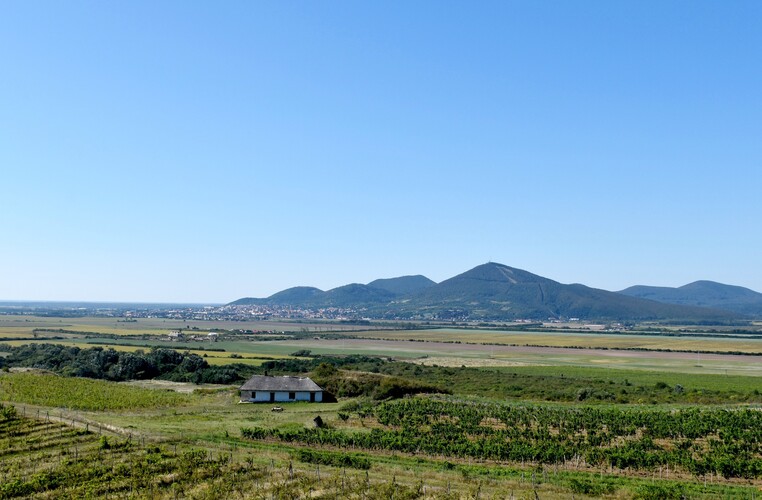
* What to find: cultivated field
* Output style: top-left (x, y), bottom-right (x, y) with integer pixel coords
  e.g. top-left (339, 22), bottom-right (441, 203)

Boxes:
top-left (0, 315), bottom-right (382, 337)
top-left (3, 372), bottom-right (762, 499)
top-left (4, 314), bottom-right (762, 498)
top-left (354, 328), bottom-right (762, 354)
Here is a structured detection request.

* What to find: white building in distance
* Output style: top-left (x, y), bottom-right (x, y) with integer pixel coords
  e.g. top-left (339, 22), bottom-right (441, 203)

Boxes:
top-left (239, 375), bottom-right (323, 403)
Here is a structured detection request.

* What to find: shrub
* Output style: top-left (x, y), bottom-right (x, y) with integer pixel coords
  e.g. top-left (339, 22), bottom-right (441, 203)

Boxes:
top-left (568, 477), bottom-right (615, 496)
top-left (295, 448), bottom-right (371, 470)
top-left (634, 483), bottom-right (684, 500)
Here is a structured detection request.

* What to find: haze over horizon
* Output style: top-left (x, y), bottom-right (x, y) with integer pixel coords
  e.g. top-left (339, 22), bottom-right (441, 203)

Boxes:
top-left (2, 2), bottom-right (761, 303)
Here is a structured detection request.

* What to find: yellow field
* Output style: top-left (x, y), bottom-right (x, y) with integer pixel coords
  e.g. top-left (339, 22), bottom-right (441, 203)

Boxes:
top-left (355, 328), bottom-right (762, 354)
top-left (0, 315), bottom-right (381, 337)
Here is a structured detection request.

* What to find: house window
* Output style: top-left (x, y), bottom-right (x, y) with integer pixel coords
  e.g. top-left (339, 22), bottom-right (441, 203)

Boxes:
top-left (289, 392), bottom-right (296, 400)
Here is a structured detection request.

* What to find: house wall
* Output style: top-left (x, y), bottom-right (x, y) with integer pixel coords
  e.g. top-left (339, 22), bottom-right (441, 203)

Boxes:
top-left (240, 390), bottom-right (322, 403)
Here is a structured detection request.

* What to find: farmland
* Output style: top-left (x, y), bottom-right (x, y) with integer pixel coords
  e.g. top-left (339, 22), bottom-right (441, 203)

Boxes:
top-left (3, 314), bottom-right (762, 498)
top-left (0, 315), bottom-right (381, 338)
top-left (2, 373), bottom-right (762, 499)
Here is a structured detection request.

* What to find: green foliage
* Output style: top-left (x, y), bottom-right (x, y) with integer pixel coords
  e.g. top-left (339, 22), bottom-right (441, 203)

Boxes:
top-left (0, 372), bottom-right (192, 410)
top-left (2, 344), bottom-right (254, 385)
top-left (243, 396), bottom-right (762, 479)
top-left (634, 482), bottom-right (685, 500)
top-left (376, 362), bottom-right (762, 404)
top-left (260, 355), bottom-right (387, 374)
top-left (313, 369), bottom-right (448, 400)
top-left (99, 435), bottom-right (111, 450)
top-left (568, 477), bottom-right (616, 496)
top-left (0, 401), bottom-right (17, 421)
top-left (290, 349), bottom-right (313, 357)
top-left (295, 448), bottom-right (371, 470)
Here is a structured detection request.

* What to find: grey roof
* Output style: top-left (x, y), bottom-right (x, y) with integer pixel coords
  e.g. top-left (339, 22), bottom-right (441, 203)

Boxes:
top-left (240, 375), bottom-right (322, 392)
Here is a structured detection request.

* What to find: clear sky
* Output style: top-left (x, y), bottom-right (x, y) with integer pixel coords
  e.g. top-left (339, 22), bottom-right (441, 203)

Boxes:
top-left (2, 1), bottom-right (761, 303)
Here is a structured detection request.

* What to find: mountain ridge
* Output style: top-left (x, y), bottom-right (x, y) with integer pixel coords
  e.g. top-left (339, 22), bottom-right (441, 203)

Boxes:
top-left (619, 280), bottom-right (762, 317)
top-left (229, 263), bottom-right (744, 322)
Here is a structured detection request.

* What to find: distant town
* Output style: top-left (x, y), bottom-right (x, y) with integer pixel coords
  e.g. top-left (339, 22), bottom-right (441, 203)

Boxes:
top-left (0, 302), bottom-right (368, 322)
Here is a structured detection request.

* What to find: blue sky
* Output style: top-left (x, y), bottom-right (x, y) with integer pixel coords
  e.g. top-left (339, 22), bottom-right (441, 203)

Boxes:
top-left (2, 1), bottom-right (761, 302)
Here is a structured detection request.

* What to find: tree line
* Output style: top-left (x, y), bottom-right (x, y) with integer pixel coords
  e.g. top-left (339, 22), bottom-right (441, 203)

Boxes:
top-left (0, 344), bottom-right (249, 384)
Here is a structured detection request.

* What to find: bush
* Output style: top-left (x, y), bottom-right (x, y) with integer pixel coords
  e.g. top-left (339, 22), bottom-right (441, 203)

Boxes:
top-left (295, 448), bottom-right (371, 470)
top-left (634, 483), bottom-right (684, 500)
top-left (0, 402), bottom-right (17, 421)
top-left (568, 477), bottom-right (615, 496)
top-left (290, 350), bottom-right (313, 357)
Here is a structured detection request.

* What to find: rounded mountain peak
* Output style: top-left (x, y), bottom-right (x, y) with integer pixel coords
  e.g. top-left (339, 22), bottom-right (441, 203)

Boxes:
top-left (451, 262), bottom-right (553, 285)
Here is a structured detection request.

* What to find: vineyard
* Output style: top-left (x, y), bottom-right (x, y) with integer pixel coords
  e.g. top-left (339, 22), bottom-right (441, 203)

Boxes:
top-left (0, 372), bottom-right (193, 411)
top-left (0, 403), bottom-right (441, 499)
top-left (3, 340), bottom-right (762, 497)
top-left (243, 396), bottom-right (762, 481)
top-left (3, 401), bottom-right (761, 499)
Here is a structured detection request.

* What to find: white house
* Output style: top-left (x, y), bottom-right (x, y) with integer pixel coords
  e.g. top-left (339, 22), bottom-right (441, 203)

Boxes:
top-left (239, 375), bottom-right (323, 403)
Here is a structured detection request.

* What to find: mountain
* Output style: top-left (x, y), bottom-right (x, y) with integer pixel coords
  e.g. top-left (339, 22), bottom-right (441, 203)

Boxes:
top-left (392, 263), bottom-right (737, 321)
top-left (229, 286), bottom-right (322, 306)
top-left (229, 263), bottom-right (743, 322)
top-left (228, 276), bottom-right (429, 309)
top-left (367, 275), bottom-right (436, 295)
top-left (619, 280), bottom-right (762, 317)
top-left (321, 284), bottom-right (397, 307)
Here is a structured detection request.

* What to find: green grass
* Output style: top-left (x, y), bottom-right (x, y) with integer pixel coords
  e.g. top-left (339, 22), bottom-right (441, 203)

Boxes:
top-left (0, 372), bottom-right (195, 410)
top-left (507, 364), bottom-right (762, 394)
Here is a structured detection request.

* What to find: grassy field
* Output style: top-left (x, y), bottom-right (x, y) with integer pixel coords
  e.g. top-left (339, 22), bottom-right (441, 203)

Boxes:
top-left (6, 331), bottom-right (762, 377)
top-left (260, 338), bottom-right (762, 376)
top-left (355, 328), bottom-right (762, 353)
top-left (5, 314), bottom-right (762, 497)
top-left (0, 315), bottom-right (383, 337)
top-left (0, 371), bottom-right (195, 410)
top-left (3, 374), bottom-right (762, 498)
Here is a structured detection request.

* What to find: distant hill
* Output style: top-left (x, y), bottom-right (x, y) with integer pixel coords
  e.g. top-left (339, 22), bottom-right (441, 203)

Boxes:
top-left (392, 263), bottom-right (736, 322)
top-left (229, 263), bottom-right (742, 322)
top-left (228, 276), bottom-right (430, 309)
top-left (619, 280), bottom-right (762, 317)
top-left (367, 275), bottom-right (436, 295)
top-left (229, 286), bottom-right (323, 306)
top-left (320, 283), bottom-right (398, 307)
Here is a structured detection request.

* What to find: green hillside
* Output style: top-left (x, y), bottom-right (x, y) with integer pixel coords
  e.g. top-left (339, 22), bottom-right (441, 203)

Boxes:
top-left (392, 263), bottom-right (738, 322)
top-left (229, 263), bottom-right (743, 322)
top-left (367, 275), bottom-right (436, 295)
top-left (620, 280), bottom-right (762, 317)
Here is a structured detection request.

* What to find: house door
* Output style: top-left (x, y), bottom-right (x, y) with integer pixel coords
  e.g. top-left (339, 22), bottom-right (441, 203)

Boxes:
top-left (269, 392), bottom-right (275, 403)
top-left (310, 392), bottom-right (315, 402)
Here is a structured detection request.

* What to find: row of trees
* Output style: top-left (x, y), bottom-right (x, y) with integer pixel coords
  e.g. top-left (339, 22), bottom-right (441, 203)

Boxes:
top-left (0, 344), bottom-right (251, 384)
